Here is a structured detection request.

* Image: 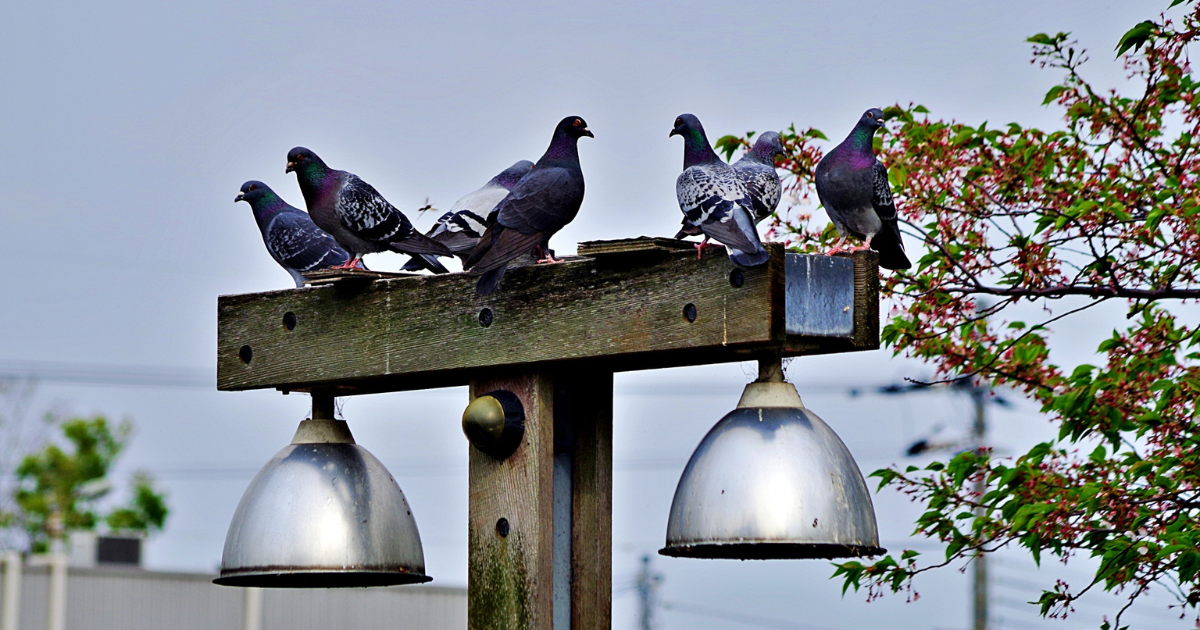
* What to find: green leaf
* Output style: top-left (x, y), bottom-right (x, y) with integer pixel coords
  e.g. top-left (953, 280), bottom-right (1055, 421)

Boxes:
top-left (1116, 21), bottom-right (1156, 57)
top-left (714, 135), bottom-right (743, 162)
top-left (1042, 85), bottom-right (1067, 105)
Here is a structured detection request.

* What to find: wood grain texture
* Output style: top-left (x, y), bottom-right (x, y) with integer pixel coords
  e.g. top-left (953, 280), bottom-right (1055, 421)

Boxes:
top-left (218, 243), bottom-right (880, 394)
top-left (468, 373), bottom-right (555, 630)
top-left (557, 371), bottom-right (613, 630)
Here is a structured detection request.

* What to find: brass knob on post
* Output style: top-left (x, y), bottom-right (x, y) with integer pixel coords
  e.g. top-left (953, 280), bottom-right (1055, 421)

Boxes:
top-left (463, 390), bottom-right (525, 459)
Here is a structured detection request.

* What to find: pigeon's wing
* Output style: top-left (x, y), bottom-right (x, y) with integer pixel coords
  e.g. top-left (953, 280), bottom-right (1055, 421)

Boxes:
top-left (464, 224), bottom-right (544, 274)
top-left (334, 175), bottom-right (415, 243)
top-left (426, 211), bottom-right (456, 238)
top-left (676, 165), bottom-right (745, 225)
top-left (870, 161), bottom-right (911, 270)
top-left (494, 167), bottom-right (583, 235)
top-left (451, 185), bottom-right (510, 218)
top-left (265, 212), bottom-right (350, 273)
top-left (735, 162), bottom-right (782, 222)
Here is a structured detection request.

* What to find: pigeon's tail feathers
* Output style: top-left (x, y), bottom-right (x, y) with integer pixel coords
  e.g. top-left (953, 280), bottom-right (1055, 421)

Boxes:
top-left (871, 221), bottom-right (911, 270)
top-left (674, 220), bottom-right (701, 240)
top-left (729, 247), bottom-right (770, 267)
top-left (467, 227), bottom-right (544, 274)
top-left (700, 206), bottom-right (764, 256)
top-left (475, 265), bottom-right (507, 295)
top-left (405, 254), bottom-right (450, 274)
top-left (286, 269), bottom-right (306, 288)
top-left (726, 206), bottom-right (769, 267)
top-left (432, 230), bottom-right (482, 255)
top-left (390, 231), bottom-right (453, 256)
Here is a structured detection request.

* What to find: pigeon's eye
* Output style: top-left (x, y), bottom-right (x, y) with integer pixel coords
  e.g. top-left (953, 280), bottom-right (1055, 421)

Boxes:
top-left (249, 184), bottom-right (257, 191)
top-left (675, 118), bottom-right (682, 127)
top-left (297, 153), bottom-right (305, 160)
top-left (573, 119), bottom-right (581, 127)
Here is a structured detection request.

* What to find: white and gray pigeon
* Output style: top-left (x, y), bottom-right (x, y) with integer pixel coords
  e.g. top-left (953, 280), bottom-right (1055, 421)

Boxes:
top-left (814, 108), bottom-right (911, 270)
top-left (285, 147), bottom-right (452, 273)
top-left (464, 116), bottom-right (593, 295)
top-left (675, 131), bottom-right (786, 239)
top-left (400, 160), bottom-right (533, 271)
top-left (235, 180), bottom-right (355, 287)
top-left (670, 114), bottom-right (768, 267)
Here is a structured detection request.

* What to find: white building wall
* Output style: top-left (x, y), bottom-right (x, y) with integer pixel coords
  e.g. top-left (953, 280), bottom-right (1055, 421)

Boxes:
top-left (3, 566), bottom-right (465, 630)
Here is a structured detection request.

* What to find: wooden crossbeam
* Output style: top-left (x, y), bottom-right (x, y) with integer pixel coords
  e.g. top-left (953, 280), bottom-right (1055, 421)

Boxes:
top-left (216, 239), bottom-right (879, 395)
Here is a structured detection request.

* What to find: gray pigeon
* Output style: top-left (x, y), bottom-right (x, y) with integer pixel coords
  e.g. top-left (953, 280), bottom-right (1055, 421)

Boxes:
top-left (675, 131), bottom-right (786, 238)
top-left (235, 180), bottom-right (354, 287)
top-left (670, 114), bottom-right (768, 267)
top-left (464, 116), bottom-right (593, 295)
top-left (285, 147), bottom-right (452, 273)
top-left (400, 160), bottom-right (533, 271)
top-left (814, 108), bottom-right (911, 270)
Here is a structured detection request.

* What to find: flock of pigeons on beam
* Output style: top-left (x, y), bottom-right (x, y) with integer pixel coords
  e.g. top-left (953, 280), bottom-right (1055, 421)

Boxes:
top-left (236, 109), bottom-right (910, 296)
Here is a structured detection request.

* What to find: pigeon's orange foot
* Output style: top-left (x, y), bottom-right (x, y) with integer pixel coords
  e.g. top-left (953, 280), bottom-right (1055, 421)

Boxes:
top-left (537, 255), bottom-right (564, 264)
top-left (334, 256), bottom-right (363, 270)
top-left (694, 239), bottom-right (717, 260)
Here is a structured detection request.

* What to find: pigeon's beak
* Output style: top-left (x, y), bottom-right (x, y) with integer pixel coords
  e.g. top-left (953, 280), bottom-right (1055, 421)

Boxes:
top-left (235, 193), bottom-right (245, 202)
top-left (285, 162), bottom-right (296, 174)
top-left (669, 128), bottom-right (680, 138)
top-left (582, 128), bottom-right (594, 138)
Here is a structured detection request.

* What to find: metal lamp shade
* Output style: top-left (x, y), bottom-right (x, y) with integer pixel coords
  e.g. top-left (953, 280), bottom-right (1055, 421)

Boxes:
top-left (660, 381), bottom-right (884, 559)
top-left (215, 419), bottom-right (431, 587)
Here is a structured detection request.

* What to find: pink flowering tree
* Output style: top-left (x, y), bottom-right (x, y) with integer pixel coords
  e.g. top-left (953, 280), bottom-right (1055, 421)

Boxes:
top-left (718, 2), bottom-right (1200, 627)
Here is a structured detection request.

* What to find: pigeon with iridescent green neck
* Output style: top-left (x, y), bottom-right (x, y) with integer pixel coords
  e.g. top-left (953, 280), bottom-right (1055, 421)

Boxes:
top-left (670, 114), bottom-right (768, 267)
top-left (286, 147), bottom-right (452, 273)
top-left (814, 108), bottom-right (911, 270)
top-left (235, 180), bottom-right (353, 287)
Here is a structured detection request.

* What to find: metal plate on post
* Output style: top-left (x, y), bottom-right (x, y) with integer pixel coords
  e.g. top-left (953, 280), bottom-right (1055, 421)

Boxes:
top-left (785, 254), bottom-right (855, 337)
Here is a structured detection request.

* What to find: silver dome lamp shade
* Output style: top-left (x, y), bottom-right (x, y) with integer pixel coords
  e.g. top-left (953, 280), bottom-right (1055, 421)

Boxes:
top-left (214, 395), bottom-right (431, 587)
top-left (660, 358), bottom-right (885, 560)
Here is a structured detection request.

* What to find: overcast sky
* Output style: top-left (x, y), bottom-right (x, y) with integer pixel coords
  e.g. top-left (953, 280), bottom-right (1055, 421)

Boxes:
top-left (0, 0), bottom-right (1188, 628)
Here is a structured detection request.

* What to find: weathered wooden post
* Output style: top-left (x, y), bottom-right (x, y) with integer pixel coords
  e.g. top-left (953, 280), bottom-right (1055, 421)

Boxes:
top-left (217, 238), bottom-right (879, 629)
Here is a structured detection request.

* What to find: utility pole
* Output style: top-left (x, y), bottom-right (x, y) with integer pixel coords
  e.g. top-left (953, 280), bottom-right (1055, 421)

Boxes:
top-left (635, 555), bottom-right (662, 630)
top-left (866, 376), bottom-right (1002, 630)
top-left (969, 384), bottom-right (988, 630)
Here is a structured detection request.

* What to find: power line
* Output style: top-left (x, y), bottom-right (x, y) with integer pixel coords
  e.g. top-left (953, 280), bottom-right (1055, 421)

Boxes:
top-left (661, 600), bottom-right (842, 630)
top-left (0, 361), bottom-right (212, 389)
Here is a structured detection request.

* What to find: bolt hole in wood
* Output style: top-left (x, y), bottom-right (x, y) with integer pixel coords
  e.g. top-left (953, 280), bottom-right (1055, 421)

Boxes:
top-left (495, 517), bottom-right (509, 538)
top-left (238, 345), bottom-right (253, 365)
top-left (683, 302), bottom-right (697, 323)
top-left (478, 307), bottom-right (494, 328)
top-left (729, 268), bottom-right (744, 288)
top-left (282, 311), bottom-right (297, 330)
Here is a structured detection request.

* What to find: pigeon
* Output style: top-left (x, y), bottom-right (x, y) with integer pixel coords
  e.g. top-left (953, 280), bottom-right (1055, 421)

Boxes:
top-left (464, 116), bottom-right (593, 295)
top-left (814, 108), bottom-right (911, 270)
top-left (235, 180), bottom-right (354, 287)
top-left (670, 114), bottom-right (768, 267)
top-left (285, 147), bottom-right (453, 273)
top-left (674, 131), bottom-right (786, 238)
top-left (399, 160), bottom-right (533, 271)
